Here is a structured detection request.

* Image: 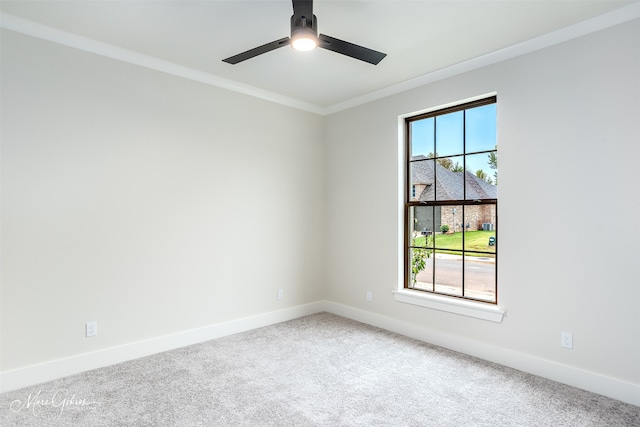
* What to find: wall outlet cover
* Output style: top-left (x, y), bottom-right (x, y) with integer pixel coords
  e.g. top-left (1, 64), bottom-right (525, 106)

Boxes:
top-left (86, 321), bottom-right (98, 337)
top-left (561, 331), bottom-right (573, 349)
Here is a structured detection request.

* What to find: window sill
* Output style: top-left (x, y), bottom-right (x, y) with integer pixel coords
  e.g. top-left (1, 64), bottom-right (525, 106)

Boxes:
top-left (393, 289), bottom-right (505, 323)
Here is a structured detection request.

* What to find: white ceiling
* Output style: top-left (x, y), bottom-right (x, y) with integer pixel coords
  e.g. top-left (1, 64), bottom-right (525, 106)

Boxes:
top-left (2, 1), bottom-right (639, 114)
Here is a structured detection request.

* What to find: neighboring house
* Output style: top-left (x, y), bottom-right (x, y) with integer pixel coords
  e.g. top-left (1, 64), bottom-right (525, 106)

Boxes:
top-left (411, 155), bottom-right (496, 235)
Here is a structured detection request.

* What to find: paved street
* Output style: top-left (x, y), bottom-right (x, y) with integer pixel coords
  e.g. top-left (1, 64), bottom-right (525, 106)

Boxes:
top-left (414, 254), bottom-right (495, 301)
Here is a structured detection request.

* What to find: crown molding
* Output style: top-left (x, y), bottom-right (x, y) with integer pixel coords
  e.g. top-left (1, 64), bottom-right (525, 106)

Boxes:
top-left (2, 2), bottom-right (639, 117)
top-left (0, 13), bottom-right (326, 116)
top-left (324, 2), bottom-right (640, 115)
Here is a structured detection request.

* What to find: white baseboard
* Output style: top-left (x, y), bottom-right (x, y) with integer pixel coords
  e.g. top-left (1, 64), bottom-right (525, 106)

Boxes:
top-left (3, 300), bottom-right (638, 407)
top-left (322, 301), bottom-right (640, 407)
top-left (0, 302), bottom-right (325, 393)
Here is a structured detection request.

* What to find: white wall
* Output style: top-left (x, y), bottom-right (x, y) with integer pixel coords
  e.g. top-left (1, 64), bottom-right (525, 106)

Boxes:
top-left (324, 18), bottom-right (640, 395)
top-left (1, 30), bottom-right (325, 371)
top-left (2, 18), bottom-right (639, 405)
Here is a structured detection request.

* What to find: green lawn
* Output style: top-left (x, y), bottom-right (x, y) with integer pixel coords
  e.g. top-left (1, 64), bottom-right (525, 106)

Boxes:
top-left (412, 230), bottom-right (495, 256)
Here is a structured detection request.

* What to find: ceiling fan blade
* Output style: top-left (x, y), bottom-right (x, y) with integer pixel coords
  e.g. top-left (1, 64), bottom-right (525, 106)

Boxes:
top-left (222, 37), bottom-right (290, 64)
top-left (318, 34), bottom-right (386, 65)
top-left (292, 0), bottom-right (313, 18)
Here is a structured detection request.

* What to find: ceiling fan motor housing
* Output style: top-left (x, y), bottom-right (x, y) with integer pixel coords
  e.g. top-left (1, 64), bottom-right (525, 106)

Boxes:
top-left (291, 14), bottom-right (318, 40)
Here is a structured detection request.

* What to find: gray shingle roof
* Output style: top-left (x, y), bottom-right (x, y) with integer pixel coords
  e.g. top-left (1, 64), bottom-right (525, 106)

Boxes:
top-left (411, 155), bottom-right (497, 201)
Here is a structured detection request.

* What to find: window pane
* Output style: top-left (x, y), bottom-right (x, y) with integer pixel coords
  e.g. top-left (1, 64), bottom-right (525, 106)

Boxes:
top-left (435, 111), bottom-right (463, 157)
top-left (465, 152), bottom-right (497, 200)
top-left (410, 159), bottom-right (435, 201)
top-left (433, 251), bottom-right (463, 297)
top-left (409, 247), bottom-right (433, 291)
top-left (410, 118), bottom-right (434, 157)
top-left (465, 104), bottom-right (496, 154)
top-left (405, 97), bottom-right (497, 303)
top-left (433, 205), bottom-right (463, 250)
top-left (410, 206), bottom-right (435, 247)
top-left (463, 253), bottom-right (496, 302)
top-left (464, 206), bottom-right (496, 253)
top-left (434, 155), bottom-right (464, 201)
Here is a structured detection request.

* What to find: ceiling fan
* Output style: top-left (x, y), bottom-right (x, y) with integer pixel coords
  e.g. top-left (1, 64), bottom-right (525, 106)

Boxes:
top-left (222, 0), bottom-right (386, 65)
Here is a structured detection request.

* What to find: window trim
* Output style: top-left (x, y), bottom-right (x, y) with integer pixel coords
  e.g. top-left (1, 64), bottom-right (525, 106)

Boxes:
top-left (402, 96), bottom-right (499, 306)
top-left (393, 289), bottom-right (504, 323)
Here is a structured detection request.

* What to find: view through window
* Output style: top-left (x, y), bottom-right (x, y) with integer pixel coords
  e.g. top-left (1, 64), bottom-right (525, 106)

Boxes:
top-left (405, 97), bottom-right (497, 303)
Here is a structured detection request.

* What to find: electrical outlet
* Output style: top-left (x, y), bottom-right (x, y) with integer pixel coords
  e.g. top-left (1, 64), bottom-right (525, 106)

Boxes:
top-left (561, 331), bottom-right (572, 349)
top-left (86, 321), bottom-right (98, 337)
top-left (366, 291), bottom-right (372, 302)
top-left (277, 289), bottom-right (283, 300)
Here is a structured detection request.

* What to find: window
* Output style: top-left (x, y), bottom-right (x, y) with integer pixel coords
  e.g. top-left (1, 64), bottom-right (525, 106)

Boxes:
top-left (405, 97), bottom-right (497, 303)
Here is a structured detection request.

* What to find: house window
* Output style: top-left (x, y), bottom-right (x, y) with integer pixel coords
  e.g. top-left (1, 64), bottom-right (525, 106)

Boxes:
top-left (405, 96), bottom-right (497, 303)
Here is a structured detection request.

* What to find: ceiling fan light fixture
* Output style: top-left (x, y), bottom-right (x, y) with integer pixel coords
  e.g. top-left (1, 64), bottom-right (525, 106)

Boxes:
top-left (290, 14), bottom-right (318, 52)
top-left (291, 33), bottom-right (317, 51)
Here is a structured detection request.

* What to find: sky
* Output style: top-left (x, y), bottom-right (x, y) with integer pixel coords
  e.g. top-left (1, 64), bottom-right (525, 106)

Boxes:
top-left (410, 103), bottom-right (497, 181)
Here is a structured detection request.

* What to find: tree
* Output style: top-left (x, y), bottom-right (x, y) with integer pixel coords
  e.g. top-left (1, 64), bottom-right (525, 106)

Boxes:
top-left (411, 237), bottom-right (431, 285)
top-left (428, 152), bottom-right (463, 172)
top-left (451, 162), bottom-right (464, 172)
top-left (437, 157), bottom-right (453, 170)
top-left (475, 169), bottom-right (494, 185)
top-left (488, 148), bottom-right (497, 184)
